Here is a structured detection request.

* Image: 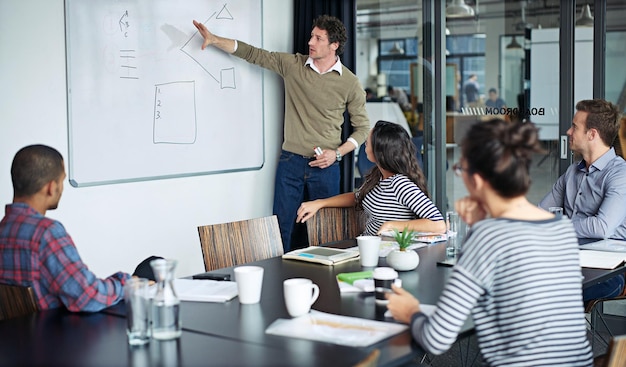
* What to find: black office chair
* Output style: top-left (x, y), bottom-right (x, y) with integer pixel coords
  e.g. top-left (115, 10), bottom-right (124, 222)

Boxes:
top-left (357, 136), bottom-right (425, 184)
top-left (357, 145), bottom-right (375, 177)
top-left (411, 135), bottom-right (424, 170)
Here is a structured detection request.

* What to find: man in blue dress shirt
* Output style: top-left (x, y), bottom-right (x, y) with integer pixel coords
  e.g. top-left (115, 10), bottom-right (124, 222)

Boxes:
top-left (540, 99), bottom-right (626, 302)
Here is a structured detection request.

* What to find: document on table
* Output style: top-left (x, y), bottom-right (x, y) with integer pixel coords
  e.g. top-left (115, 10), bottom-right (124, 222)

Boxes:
top-left (579, 250), bottom-right (626, 269)
top-left (580, 239), bottom-right (626, 253)
top-left (170, 278), bottom-right (238, 302)
top-left (265, 310), bottom-right (407, 347)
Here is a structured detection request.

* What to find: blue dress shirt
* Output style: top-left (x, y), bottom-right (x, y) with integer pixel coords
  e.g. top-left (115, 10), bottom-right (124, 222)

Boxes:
top-left (539, 147), bottom-right (626, 240)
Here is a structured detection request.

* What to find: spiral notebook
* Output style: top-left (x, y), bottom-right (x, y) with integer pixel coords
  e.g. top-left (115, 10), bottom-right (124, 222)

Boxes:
top-left (282, 247), bottom-right (360, 265)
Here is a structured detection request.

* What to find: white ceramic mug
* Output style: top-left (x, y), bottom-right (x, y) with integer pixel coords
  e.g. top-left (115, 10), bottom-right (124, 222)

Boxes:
top-left (357, 235), bottom-right (381, 267)
top-left (234, 266), bottom-right (264, 304)
top-left (283, 278), bottom-right (320, 317)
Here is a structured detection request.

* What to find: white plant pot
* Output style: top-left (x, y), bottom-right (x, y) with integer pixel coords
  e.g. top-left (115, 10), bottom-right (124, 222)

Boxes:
top-left (386, 250), bottom-right (419, 271)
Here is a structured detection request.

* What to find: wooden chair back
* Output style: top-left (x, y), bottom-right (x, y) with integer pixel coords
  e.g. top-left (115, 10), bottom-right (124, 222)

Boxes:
top-left (0, 283), bottom-right (38, 321)
top-left (601, 335), bottom-right (626, 367)
top-left (198, 215), bottom-right (284, 271)
top-left (306, 207), bottom-right (367, 246)
top-left (353, 349), bottom-right (380, 367)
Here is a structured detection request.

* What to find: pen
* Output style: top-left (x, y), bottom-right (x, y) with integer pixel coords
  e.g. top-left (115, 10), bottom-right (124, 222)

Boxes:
top-left (314, 146), bottom-right (323, 156)
top-left (192, 273), bottom-right (231, 281)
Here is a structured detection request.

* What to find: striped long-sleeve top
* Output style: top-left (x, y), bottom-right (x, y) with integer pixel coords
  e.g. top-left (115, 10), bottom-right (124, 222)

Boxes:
top-left (411, 216), bottom-right (593, 366)
top-left (358, 174), bottom-right (444, 236)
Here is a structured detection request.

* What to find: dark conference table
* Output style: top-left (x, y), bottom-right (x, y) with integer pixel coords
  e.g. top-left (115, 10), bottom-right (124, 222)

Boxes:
top-left (1, 240), bottom-right (624, 366)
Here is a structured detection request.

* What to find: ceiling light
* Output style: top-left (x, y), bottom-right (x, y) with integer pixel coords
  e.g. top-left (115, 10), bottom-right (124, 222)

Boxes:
top-left (446, 0), bottom-right (475, 18)
top-left (506, 36), bottom-right (522, 50)
top-left (576, 4), bottom-right (594, 27)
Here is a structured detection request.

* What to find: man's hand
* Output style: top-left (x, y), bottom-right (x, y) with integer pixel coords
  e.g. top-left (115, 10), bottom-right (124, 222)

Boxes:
top-left (308, 149), bottom-right (336, 169)
top-left (193, 20), bottom-right (214, 50)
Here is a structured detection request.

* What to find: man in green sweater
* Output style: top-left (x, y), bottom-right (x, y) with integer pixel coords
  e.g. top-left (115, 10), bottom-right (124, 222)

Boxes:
top-left (193, 15), bottom-right (370, 251)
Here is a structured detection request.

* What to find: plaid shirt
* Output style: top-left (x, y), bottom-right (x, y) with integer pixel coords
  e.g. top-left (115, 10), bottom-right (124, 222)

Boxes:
top-left (0, 203), bottom-right (130, 312)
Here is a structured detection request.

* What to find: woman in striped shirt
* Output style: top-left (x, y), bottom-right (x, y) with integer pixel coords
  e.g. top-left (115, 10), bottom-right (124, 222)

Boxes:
top-left (296, 120), bottom-right (445, 235)
top-left (387, 119), bottom-right (593, 366)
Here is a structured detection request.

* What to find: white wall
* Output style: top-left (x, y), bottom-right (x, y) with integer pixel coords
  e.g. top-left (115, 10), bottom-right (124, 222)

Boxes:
top-left (0, 0), bottom-right (292, 278)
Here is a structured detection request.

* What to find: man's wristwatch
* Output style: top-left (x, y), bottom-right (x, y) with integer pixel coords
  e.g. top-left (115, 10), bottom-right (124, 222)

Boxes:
top-left (335, 149), bottom-right (342, 162)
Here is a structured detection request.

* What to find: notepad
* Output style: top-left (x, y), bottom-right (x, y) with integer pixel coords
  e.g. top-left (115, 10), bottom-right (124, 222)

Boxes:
top-left (579, 250), bottom-right (626, 269)
top-left (282, 247), bottom-right (360, 265)
top-left (170, 279), bottom-right (238, 303)
top-left (580, 239), bottom-right (626, 253)
top-left (337, 271), bottom-right (375, 293)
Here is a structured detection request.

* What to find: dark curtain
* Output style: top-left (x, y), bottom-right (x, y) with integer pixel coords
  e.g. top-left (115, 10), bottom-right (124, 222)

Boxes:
top-left (293, 0), bottom-right (358, 193)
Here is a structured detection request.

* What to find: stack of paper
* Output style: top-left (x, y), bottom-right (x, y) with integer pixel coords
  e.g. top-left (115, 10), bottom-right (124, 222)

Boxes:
top-left (265, 310), bottom-right (407, 347)
top-left (171, 278), bottom-right (238, 302)
top-left (580, 239), bottom-right (626, 253)
top-left (579, 250), bottom-right (626, 269)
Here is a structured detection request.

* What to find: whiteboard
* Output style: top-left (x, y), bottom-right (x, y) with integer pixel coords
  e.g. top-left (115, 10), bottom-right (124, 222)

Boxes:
top-left (65, 0), bottom-right (264, 187)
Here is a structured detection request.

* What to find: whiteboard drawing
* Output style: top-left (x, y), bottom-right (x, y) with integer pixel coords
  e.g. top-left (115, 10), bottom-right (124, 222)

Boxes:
top-left (65, 0), bottom-right (264, 187)
top-left (180, 9), bottom-right (239, 88)
top-left (153, 81), bottom-right (197, 144)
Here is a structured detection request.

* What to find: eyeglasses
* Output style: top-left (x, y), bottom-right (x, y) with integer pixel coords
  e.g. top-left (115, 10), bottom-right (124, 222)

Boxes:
top-left (452, 162), bottom-right (466, 177)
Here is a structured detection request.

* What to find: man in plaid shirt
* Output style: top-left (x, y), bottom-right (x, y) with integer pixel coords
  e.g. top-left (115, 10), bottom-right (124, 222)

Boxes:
top-left (0, 145), bottom-right (131, 312)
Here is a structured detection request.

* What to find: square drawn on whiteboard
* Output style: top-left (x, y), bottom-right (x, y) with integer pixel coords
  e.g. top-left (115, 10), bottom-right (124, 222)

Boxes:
top-left (153, 82), bottom-right (197, 144)
top-left (220, 68), bottom-right (236, 89)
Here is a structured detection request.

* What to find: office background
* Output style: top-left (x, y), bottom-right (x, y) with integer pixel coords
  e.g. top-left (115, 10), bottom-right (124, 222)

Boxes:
top-left (0, 0), bottom-right (292, 277)
top-left (2, 0), bottom-right (625, 280)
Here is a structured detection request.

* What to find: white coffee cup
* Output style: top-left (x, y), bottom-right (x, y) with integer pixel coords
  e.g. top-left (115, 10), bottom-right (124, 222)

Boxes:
top-left (283, 278), bottom-right (320, 317)
top-left (357, 235), bottom-right (381, 267)
top-left (234, 266), bottom-right (264, 304)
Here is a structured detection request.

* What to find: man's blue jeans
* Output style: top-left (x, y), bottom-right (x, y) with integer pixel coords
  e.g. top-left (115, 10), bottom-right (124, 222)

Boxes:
top-left (273, 150), bottom-right (340, 252)
top-left (583, 274), bottom-right (625, 303)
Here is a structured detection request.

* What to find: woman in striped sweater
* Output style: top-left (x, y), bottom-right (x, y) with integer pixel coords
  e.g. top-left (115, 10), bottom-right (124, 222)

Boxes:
top-left (296, 120), bottom-right (445, 235)
top-left (387, 119), bottom-right (592, 366)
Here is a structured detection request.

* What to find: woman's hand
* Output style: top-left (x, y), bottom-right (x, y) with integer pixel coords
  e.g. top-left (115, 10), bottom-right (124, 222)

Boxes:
top-left (296, 200), bottom-right (323, 223)
top-left (386, 284), bottom-right (421, 324)
top-left (454, 197), bottom-right (487, 226)
top-left (377, 221), bottom-right (401, 235)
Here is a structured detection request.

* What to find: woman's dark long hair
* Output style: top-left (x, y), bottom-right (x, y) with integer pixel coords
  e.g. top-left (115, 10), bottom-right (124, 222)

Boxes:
top-left (461, 119), bottom-right (544, 198)
top-left (356, 121), bottom-right (429, 209)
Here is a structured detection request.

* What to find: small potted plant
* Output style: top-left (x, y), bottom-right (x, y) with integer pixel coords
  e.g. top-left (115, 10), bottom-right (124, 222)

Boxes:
top-left (386, 227), bottom-right (420, 271)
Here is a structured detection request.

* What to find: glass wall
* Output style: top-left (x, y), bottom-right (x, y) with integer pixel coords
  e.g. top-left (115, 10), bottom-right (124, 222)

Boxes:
top-left (605, 0), bottom-right (626, 158)
top-left (355, 0), bottom-right (620, 212)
